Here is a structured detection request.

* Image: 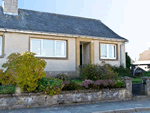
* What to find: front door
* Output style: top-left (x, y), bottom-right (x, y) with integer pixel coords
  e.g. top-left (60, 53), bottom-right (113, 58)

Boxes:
top-left (80, 42), bottom-right (91, 66)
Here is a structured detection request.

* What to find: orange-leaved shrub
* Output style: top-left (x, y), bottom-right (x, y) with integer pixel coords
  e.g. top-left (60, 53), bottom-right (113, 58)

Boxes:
top-left (0, 52), bottom-right (46, 92)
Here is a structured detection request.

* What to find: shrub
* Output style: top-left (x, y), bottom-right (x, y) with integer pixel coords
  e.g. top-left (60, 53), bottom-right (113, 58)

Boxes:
top-left (80, 79), bottom-right (94, 89)
top-left (0, 85), bottom-right (15, 94)
top-left (81, 79), bottom-right (118, 89)
top-left (114, 80), bottom-right (126, 88)
top-left (141, 71), bottom-right (150, 77)
top-left (37, 77), bottom-right (64, 96)
top-left (80, 64), bottom-right (100, 81)
top-left (94, 79), bottom-right (116, 88)
top-left (62, 81), bottom-right (84, 91)
top-left (126, 52), bottom-right (131, 70)
top-left (55, 74), bottom-right (70, 81)
top-left (111, 65), bottom-right (132, 77)
top-left (0, 52), bottom-right (46, 92)
top-left (63, 79), bottom-right (125, 91)
top-left (80, 63), bottom-right (119, 81)
top-left (100, 64), bottom-right (119, 80)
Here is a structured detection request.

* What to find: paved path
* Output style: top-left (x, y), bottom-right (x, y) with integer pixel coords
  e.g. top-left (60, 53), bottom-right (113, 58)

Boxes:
top-left (1, 96), bottom-right (150, 113)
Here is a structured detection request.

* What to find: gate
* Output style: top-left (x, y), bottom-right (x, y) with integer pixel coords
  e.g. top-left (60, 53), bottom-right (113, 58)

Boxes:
top-left (132, 83), bottom-right (146, 96)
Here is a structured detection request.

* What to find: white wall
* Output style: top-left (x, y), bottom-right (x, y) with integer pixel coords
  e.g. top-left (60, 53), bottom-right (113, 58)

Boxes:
top-left (0, 33), bottom-right (76, 72)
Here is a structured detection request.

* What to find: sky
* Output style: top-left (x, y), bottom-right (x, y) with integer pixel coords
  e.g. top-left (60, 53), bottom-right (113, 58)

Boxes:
top-left (0, 0), bottom-right (150, 61)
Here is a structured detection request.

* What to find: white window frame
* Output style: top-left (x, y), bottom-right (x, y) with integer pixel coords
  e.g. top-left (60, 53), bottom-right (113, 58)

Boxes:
top-left (101, 44), bottom-right (117, 59)
top-left (30, 38), bottom-right (67, 58)
top-left (0, 36), bottom-right (2, 56)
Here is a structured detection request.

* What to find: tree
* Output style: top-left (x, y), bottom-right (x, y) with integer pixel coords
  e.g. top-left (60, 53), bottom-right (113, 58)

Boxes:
top-left (126, 52), bottom-right (131, 70)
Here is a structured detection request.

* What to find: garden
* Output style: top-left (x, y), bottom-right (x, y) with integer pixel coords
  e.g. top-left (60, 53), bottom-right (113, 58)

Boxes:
top-left (0, 51), bottom-right (134, 96)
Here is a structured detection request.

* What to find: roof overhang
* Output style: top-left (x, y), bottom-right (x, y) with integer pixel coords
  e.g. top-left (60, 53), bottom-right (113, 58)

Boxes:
top-left (0, 28), bottom-right (127, 42)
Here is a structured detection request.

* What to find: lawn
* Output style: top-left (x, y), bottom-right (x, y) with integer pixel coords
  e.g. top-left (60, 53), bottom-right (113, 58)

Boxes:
top-left (70, 79), bottom-right (83, 84)
top-left (132, 78), bottom-right (142, 83)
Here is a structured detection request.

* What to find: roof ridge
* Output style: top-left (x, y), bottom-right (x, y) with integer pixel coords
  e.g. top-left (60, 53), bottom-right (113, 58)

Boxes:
top-left (18, 7), bottom-right (101, 22)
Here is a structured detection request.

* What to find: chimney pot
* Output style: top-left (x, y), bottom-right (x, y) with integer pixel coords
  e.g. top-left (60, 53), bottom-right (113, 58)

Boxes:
top-left (2, 0), bottom-right (18, 15)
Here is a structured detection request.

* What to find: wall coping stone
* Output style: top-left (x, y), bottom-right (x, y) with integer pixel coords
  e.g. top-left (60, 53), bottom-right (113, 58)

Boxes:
top-left (57, 88), bottom-right (126, 94)
top-left (0, 88), bottom-right (126, 98)
top-left (121, 77), bottom-right (133, 80)
top-left (141, 77), bottom-right (150, 79)
top-left (0, 94), bottom-right (12, 98)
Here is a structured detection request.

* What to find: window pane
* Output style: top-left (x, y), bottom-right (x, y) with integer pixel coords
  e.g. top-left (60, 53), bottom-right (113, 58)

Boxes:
top-left (109, 45), bottom-right (113, 58)
top-left (0, 37), bottom-right (2, 55)
top-left (101, 44), bottom-right (107, 57)
top-left (43, 40), bottom-right (54, 57)
top-left (55, 41), bottom-right (66, 57)
top-left (31, 39), bottom-right (41, 55)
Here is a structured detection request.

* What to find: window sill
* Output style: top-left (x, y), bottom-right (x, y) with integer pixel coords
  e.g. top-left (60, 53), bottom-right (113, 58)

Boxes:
top-left (100, 58), bottom-right (118, 61)
top-left (36, 57), bottom-right (68, 60)
top-left (0, 54), bottom-right (5, 58)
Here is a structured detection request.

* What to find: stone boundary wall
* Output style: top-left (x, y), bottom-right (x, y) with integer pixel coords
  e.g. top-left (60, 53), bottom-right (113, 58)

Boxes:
top-left (0, 88), bottom-right (131, 110)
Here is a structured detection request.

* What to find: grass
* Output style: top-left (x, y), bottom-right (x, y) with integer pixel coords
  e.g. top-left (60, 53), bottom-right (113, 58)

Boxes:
top-left (70, 79), bottom-right (83, 84)
top-left (132, 78), bottom-right (142, 83)
top-left (0, 85), bottom-right (15, 94)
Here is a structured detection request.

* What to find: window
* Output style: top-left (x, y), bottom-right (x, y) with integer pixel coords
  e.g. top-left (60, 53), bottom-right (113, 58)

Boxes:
top-left (0, 36), bottom-right (2, 56)
top-left (30, 38), bottom-right (67, 58)
top-left (101, 44), bottom-right (116, 59)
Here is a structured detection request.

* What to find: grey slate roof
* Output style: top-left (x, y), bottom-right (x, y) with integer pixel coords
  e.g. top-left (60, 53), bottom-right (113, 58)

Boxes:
top-left (0, 6), bottom-right (127, 41)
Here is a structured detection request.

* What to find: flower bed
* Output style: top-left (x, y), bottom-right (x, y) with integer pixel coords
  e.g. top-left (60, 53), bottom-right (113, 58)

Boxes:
top-left (0, 52), bottom-right (125, 96)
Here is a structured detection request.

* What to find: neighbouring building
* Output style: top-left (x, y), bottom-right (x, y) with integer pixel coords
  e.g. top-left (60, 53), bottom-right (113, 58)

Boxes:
top-left (132, 49), bottom-right (150, 76)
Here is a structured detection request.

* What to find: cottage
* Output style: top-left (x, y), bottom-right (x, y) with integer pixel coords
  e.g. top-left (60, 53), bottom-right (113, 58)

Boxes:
top-left (0, 0), bottom-right (128, 77)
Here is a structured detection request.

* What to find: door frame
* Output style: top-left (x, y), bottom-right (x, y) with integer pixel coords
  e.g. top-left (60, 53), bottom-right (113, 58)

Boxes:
top-left (76, 38), bottom-right (94, 68)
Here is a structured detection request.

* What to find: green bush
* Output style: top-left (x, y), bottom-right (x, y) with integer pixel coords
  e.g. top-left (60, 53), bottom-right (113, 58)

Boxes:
top-left (111, 65), bottom-right (132, 77)
top-left (141, 71), bottom-right (150, 77)
top-left (62, 81), bottom-right (84, 91)
top-left (114, 80), bottom-right (126, 88)
top-left (100, 64), bottom-right (119, 80)
top-left (126, 52), bottom-right (131, 70)
top-left (0, 85), bottom-right (15, 94)
top-left (0, 52), bottom-right (46, 92)
top-left (37, 77), bottom-right (64, 96)
top-left (80, 64), bottom-right (99, 81)
top-left (55, 74), bottom-right (70, 81)
top-left (80, 63), bottom-right (119, 81)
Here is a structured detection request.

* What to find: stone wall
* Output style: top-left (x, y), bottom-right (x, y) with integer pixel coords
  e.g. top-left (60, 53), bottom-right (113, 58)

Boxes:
top-left (0, 88), bottom-right (131, 110)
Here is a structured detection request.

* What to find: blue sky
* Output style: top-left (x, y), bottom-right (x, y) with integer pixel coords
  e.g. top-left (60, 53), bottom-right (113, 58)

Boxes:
top-left (0, 0), bottom-right (150, 61)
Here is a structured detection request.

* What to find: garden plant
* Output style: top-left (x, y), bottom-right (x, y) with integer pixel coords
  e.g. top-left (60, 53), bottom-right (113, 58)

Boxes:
top-left (0, 52), bottom-right (46, 92)
top-left (0, 54), bottom-right (127, 95)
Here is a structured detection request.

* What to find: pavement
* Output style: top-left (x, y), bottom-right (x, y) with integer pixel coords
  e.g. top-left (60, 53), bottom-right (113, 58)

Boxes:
top-left (1, 96), bottom-right (150, 113)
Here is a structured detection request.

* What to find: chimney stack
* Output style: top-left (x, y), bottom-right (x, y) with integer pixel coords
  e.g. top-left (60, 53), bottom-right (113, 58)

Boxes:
top-left (2, 0), bottom-right (18, 15)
